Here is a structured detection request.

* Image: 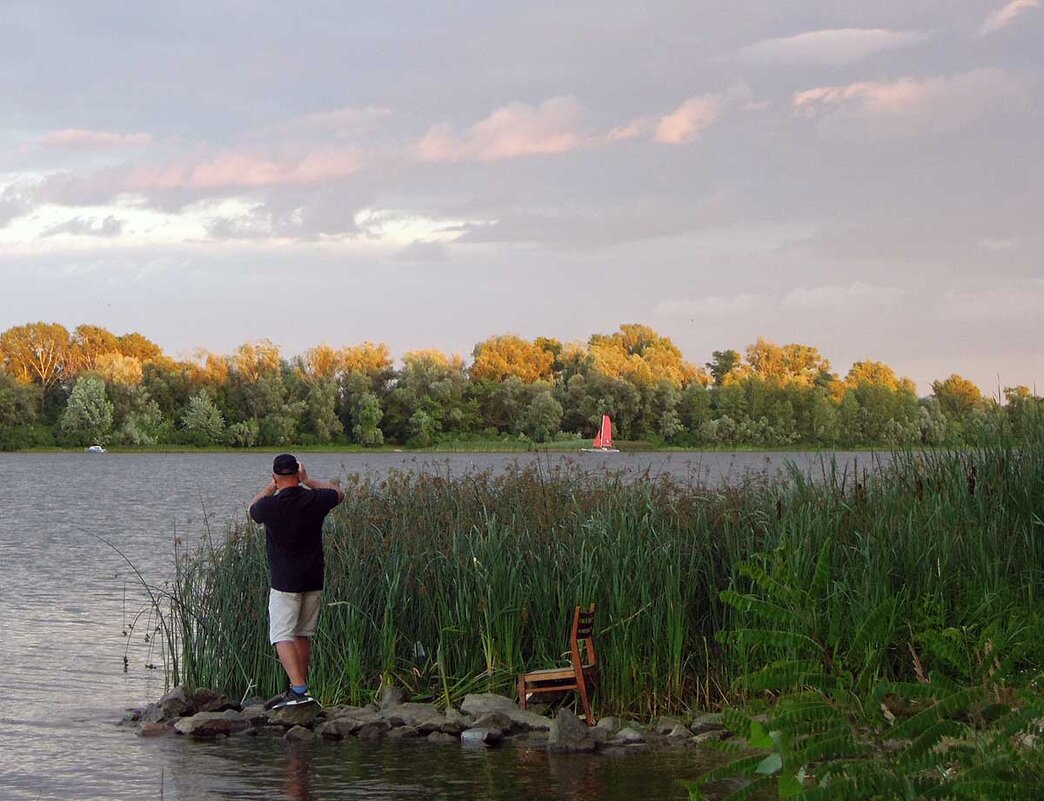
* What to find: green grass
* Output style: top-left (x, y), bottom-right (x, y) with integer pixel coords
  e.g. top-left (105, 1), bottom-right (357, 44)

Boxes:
top-left (164, 433), bottom-right (1044, 718)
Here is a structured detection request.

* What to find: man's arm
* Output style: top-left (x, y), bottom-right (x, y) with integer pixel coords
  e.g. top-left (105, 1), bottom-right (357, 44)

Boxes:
top-left (249, 479), bottom-right (277, 521)
top-left (299, 463), bottom-right (345, 503)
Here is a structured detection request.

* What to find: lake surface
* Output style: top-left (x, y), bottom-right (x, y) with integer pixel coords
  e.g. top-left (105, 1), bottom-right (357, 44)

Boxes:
top-left (0, 450), bottom-right (886, 800)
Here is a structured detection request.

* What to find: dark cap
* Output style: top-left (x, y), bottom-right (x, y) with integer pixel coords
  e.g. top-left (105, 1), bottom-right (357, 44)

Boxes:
top-left (272, 454), bottom-right (299, 475)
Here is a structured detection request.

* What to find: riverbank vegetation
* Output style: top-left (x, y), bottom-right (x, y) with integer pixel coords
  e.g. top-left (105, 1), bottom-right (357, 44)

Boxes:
top-left (2, 321), bottom-right (1041, 452)
top-left (164, 433), bottom-right (1044, 722)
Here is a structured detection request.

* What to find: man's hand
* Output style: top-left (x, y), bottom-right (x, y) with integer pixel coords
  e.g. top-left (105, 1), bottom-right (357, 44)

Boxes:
top-left (249, 478), bottom-right (277, 511)
top-left (298, 463), bottom-right (309, 484)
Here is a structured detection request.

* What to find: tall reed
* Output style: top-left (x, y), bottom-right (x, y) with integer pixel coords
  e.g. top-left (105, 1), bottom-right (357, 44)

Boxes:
top-left (170, 436), bottom-right (1044, 715)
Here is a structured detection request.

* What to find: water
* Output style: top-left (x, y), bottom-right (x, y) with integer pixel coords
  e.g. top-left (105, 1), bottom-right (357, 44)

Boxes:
top-left (0, 450), bottom-right (882, 800)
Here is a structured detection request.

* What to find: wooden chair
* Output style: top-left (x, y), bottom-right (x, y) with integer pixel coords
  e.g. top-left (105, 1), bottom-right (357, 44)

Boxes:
top-left (518, 604), bottom-right (599, 725)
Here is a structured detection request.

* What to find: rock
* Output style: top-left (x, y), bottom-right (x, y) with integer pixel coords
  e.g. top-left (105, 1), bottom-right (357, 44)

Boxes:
top-left (613, 727), bottom-right (646, 745)
top-left (547, 709), bottom-right (595, 753)
top-left (471, 711), bottom-right (514, 736)
top-left (387, 726), bottom-right (420, 740)
top-left (427, 731), bottom-right (458, 745)
top-left (120, 707), bottom-right (144, 725)
top-left (241, 704), bottom-right (268, 725)
top-left (380, 702), bottom-right (440, 728)
top-left (284, 725), bottom-right (315, 743)
top-left (240, 695), bottom-right (265, 709)
top-left (668, 724), bottom-right (692, 740)
top-left (316, 719), bottom-right (352, 740)
top-left (460, 727), bottom-right (503, 747)
top-left (174, 710), bottom-right (249, 738)
top-left (137, 722), bottom-right (172, 737)
top-left (379, 685), bottom-right (408, 710)
top-left (689, 713), bottom-right (724, 734)
top-left (507, 731), bottom-right (549, 750)
top-left (654, 717), bottom-right (685, 735)
top-left (198, 695), bottom-right (238, 714)
top-left (158, 687), bottom-right (193, 719)
top-left (593, 716), bottom-right (622, 735)
top-left (356, 720), bottom-right (391, 742)
top-left (504, 709), bottom-right (552, 732)
top-left (693, 729), bottom-right (730, 745)
top-left (189, 688), bottom-right (224, 711)
top-left (460, 693), bottom-right (519, 719)
top-left (268, 704), bottom-right (321, 728)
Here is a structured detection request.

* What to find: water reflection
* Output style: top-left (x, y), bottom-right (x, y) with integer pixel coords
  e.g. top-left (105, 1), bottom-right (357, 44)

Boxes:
top-left (283, 745), bottom-right (313, 801)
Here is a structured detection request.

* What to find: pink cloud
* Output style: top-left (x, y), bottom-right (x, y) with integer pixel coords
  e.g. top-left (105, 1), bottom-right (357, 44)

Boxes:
top-left (415, 96), bottom-right (586, 162)
top-left (654, 95), bottom-right (721, 144)
top-left (792, 68), bottom-right (1025, 135)
top-left (978, 0), bottom-right (1040, 35)
top-left (39, 129), bottom-right (153, 148)
top-left (125, 148), bottom-right (360, 190)
top-left (734, 28), bottom-right (929, 66)
top-left (605, 117), bottom-right (653, 142)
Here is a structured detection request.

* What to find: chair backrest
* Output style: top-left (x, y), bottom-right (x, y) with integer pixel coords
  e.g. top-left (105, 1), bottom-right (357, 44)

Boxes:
top-left (569, 604), bottom-right (597, 670)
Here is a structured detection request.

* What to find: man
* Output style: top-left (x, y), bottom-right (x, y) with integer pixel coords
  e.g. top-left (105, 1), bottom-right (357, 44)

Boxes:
top-left (249, 453), bottom-right (344, 708)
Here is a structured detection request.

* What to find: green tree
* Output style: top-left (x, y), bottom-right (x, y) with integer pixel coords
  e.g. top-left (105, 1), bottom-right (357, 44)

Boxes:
top-left (706, 349), bottom-right (741, 386)
top-left (181, 390), bottom-right (225, 446)
top-left (60, 376), bottom-right (114, 445)
top-left (520, 389), bottom-right (563, 442)
top-left (119, 398), bottom-right (167, 446)
top-left (351, 392), bottom-right (384, 447)
top-left (304, 379), bottom-right (343, 443)
top-left (931, 374), bottom-right (984, 420)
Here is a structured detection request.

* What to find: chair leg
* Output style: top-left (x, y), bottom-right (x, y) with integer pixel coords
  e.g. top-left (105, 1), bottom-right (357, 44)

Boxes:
top-left (518, 675), bottom-right (527, 710)
top-left (577, 679), bottom-right (594, 726)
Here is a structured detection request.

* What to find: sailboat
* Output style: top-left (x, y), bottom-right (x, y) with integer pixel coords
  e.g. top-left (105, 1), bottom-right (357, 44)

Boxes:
top-left (581, 414), bottom-right (620, 453)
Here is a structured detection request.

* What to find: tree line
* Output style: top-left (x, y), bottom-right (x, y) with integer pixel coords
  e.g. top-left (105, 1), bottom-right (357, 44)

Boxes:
top-left (0, 321), bottom-right (1039, 450)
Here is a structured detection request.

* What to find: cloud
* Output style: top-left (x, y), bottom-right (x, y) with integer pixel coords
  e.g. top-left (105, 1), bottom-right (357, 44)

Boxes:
top-left (792, 68), bottom-right (1025, 136)
top-left (978, 0), bottom-right (1040, 35)
top-left (654, 95), bottom-right (721, 144)
top-left (125, 147), bottom-right (361, 190)
top-left (39, 129), bottom-right (153, 148)
top-left (977, 236), bottom-right (1019, 252)
top-left (656, 283), bottom-right (904, 319)
top-left (0, 184), bottom-right (34, 227)
top-left (415, 96), bottom-right (586, 162)
top-left (734, 28), bottom-right (930, 66)
top-left (655, 293), bottom-right (771, 320)
top-left (266, 106), bottom-right (393, 140)
top-left (40, 215), bottom-right (124, 238)
top-left (782, 282), bottom-right (905, 311)
top-left (936, 280), bottom-right (1044, 321)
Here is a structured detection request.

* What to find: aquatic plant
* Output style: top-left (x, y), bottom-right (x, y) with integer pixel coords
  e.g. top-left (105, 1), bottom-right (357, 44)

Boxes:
top-left (167, 433), bottom-right (1044, 717)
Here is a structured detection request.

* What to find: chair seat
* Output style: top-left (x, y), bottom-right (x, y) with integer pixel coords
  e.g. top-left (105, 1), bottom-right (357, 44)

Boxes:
top-left (521, 665), bottom-right (593, 680)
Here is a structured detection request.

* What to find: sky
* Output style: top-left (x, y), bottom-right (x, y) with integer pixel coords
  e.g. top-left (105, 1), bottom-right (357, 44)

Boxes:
top-left (1, 1), bottom-right (1041, 395)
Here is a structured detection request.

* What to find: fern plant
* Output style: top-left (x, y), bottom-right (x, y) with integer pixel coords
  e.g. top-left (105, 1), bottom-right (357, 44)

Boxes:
top-left (685, 543), bottom-right (1044, 801)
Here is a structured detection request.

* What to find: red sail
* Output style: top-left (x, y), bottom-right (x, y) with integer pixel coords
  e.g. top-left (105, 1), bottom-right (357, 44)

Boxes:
top-left (591, 420), bottom-right (603, 448)
top-left (600, 415), bottom-right (613, 448)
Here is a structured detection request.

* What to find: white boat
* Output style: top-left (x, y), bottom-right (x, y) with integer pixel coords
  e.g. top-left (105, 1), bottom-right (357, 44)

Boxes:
top-left (581, 415), bottom-right (620, 453)
top-left (85, 445), bottom-right (107, 454)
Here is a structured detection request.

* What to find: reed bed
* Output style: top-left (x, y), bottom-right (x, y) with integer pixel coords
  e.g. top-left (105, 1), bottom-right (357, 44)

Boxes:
top-left (168, 438), bottom-right (1044, 716)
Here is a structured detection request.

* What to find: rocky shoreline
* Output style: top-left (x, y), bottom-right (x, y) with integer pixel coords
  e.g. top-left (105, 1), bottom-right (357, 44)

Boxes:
top-left (119, 686), bottom-right (730, 755)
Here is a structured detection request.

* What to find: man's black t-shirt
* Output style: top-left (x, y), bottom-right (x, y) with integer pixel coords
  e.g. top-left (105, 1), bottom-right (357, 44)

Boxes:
top-left (249, 486), bottom-right (340, 592)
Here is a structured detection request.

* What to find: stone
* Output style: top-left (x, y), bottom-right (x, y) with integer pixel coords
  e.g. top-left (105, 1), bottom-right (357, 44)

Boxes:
top-left (460, 693), bottom-right (519, 719)
top-left (471, 711), bottom-right (514, 736)
top-left (158, 686), bottom-right (193, 719)
top-left (427, 731), bottom-right (458, 745)
top-left (593, 716), bottom-right (622, 735)
top-left (268, 705), bottom-right (321, 728)
top-left (284, 725), bottom-right (315, 743)
top-left (613, 727), bottom-right (646, 745)
top-left (241, 704), bottom-right (268, 725)
top-left (654, 716), bottom-right (685, 735)
top-left (174, 710), bottom-right (250, 738)
top-left (198, 695), bottom-right (238, 714)
top-left (387, 726), bottom-right (420, 740)
top-left (316, 719), bottom-right (352, 740)
top-left (189, 688), bottom-right (224, 711)
top-left (380, 702), bottom-right (440, 728)
top-left (504, 709), bottom-right (552, 732)
top-left (137, 722), bottom-right (172, 737)
top-left (668, 725), bottom-right (692, 740)
top-left (460, 727), bottom-right (503, 747)
top-left (689, 713), bottom-right (724, 734)
top-left (693, 729), bottom-right (729, 745)
top-left (120, 707), bottom-right (144, 725)
top-left (547, 709), bottom-right (595, 753)
top-left (356, 720), bottom-right (391, 742)
top-left (507, 731), bottom-right (549, 750)
top-left (379, 685), bottom-right (408, 710)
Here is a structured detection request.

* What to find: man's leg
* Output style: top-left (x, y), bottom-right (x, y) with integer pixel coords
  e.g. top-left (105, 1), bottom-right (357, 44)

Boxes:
top-left (274, 639), bottom-right (308, 687)
top-left (295, 636), bottom-right (311, 679)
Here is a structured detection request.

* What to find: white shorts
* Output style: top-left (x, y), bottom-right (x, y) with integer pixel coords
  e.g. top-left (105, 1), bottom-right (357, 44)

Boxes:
top-left (268, 589), bottom-right (322, 644)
